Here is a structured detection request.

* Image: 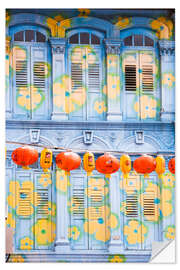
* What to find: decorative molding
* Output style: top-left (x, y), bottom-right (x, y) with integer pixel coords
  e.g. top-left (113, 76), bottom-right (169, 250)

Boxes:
top-left (135, 130), bottom-right (144, 144)
top-left (49, 38), bottom-right (66, 54)
top-left (83, 130), bottom-right (94, 144)
top-left (159, 40), bottom-right (175, 56)
top-left (30, 129), bottom-right (40, 143)
top-left (104, 39), bottom-right (122, 54)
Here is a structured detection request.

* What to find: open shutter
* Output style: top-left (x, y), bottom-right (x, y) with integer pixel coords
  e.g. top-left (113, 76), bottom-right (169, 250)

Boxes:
top-left (31, 46), bottom-right (49, 119)
top-left (124, 174), bottom-right (141, 250)
top-left (86, 48), bottom-right (103, 120)
top-left (13, 46), bottom-right (31, 119)
top-left (15, 172), bottom-right (34, 250)
top-left (34, 173), bottom-right (53, 250)
top-left (70, 171), bottom-right (88, 249)
top-left (69, 47), bottom-right (86, 120)
top-left (88, 174), bottom-right (107, 250)
top-left (123, 52), bottom-right (140, 120)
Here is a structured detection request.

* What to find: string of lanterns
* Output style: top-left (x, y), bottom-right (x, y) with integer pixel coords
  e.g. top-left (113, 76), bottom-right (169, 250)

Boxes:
top-left (9, 144), bottom-right (175, 178)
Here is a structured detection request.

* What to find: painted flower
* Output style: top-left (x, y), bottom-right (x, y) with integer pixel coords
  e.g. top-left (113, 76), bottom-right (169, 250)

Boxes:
top-left (11, 255), bottom-right (25, 263)
top-left (94, 101), bottom-right (107, 114)
top-left (46, 17), bottom-right (57, 37)
top-left (6, 11), bottom-right (11, 26)
top-left (124, 220), bottom-right (148, 245)
top-left (32, 219), bottom-right (56, 246)
top-left (103, 75), bottom-right (120, 99)
top-left (85, 177), bottom-right (109, 199)
top-left (68, 226), bottom-right (81, 241)
top-left (57, 19), bottom-right (71, 38)
top-left (56, 169), bottom-right (68, 194)
top-left (158, 17), bottom-right (174, 38)
top-left (71, 46), bottom-right (98, 66)
top-left (7, 180), bottom-right (39, 216)
top-left (150, 19), bottom-right (169, 39)
top-left (119, 174), bottom-right (141, 194)
top-left (78, 9), bottom-right (91, 17)
top-left (6, 213), bottom-right (15, 229)
top-left (16, 86), bottom-right (45, 111)
top-left (162, 73), bottom-right (175, 87)
top-left (20, 237), bottom-right (34, 250)
top-left (84, 206), bottom-right (119, 242)
top-left (134, 95), bottom-right (157, 119)
top-left (47, 202), bottom-right (56, 217)
top-left (164, 225), bottom-right (175, 240)
top-left (115, 17), bottom-right (132, 29)
top-left (162, 173), bottom-right (175, 188)
top-left (39, 174), bottom-right (52, 188)
top-left (108, 254), bottom-right (126, 263)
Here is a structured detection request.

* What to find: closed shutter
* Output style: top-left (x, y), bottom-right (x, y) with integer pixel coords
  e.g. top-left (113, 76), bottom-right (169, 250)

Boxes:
top-left (31, 46), bottom-right (49, 119)
top-left (34, 173), bottom-right (53, 250)
top-left (13, 46), bottom-right (31, 119)
top-left (70, 172), bottom-right (88, 250)
top-left (140, 53), bottom-right (154, 92)
top-left (15, 172), bottom-right (34, 250)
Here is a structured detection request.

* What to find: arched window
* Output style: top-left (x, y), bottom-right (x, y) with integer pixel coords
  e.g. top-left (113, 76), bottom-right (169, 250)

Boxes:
top-left (10, 26), bottom-right (51, 120)
top-left (67, 29), bottom-right (105, 121)
top-left (121, 30), bottom-right (159, 121)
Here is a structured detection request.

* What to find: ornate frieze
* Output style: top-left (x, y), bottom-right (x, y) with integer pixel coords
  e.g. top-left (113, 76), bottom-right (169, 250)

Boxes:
top-left (49, 37), bottom-right (66, 54)
top-left (159, 40), bottom-right (175, 56)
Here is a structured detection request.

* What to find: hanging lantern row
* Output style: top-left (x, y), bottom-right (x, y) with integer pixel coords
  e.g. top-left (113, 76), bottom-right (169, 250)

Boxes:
top-left (11, 147), bottom-right (175, 177)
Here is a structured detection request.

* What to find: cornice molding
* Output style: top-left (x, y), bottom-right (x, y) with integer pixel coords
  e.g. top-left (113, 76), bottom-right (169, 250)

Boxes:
top-left (49, 37), bottom-right (66, 54)
top-left (104, 39), bottom-right (122, 55)
top-left (159, 40), bottom-right (175, 56)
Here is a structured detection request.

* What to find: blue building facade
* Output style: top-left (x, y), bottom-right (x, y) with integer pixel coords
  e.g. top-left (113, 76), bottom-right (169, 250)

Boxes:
top-left (5, 9), bottom-right (175, 263)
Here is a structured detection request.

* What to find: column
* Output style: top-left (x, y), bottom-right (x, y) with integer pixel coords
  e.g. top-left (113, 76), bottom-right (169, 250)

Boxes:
top-left (159, 40), bottom-right (175, 122)
top-left (6, 36), bottom-right (12, 119)
top-left (49, 38), bottom-right (68, 120)
top-left (104, 39), bottom-right (122, 121)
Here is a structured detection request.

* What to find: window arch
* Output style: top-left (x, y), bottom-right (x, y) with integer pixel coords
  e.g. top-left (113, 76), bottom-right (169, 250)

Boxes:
top-left (10, 25), bottom-right (51, 120)
top-left (120, 28), bottom-right (160, 121)
top-left (67, 29), bottom-right (106, 121)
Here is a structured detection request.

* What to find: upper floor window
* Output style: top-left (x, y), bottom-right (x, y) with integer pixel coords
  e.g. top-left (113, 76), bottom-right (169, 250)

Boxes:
top-left (14, 30), bottom-right (46, 42)
top-left (11, 27), bottom-right (51, 120)
top-left (67, 30), bottom-right (105, 121)
top-left (123, 34), bottom-right (154, 47)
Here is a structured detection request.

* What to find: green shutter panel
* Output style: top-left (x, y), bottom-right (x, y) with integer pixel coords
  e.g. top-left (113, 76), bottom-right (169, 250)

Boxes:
top-left (70, 171), bottom-right (88, 250)
top-left (31, 46), bottom-right (49, 119)
top-left (34, 173), bottom-right (54, 250)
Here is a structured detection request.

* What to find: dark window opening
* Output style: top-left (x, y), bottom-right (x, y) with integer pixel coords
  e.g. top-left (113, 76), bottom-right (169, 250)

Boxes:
top-left (14, 31), bottom-right (24, 42)
top-left (145, 36), bottom-right (154, 47)
top-left (125, 65), bottom-right (137, 91)
top-left (25, 30), bottom-right (35, 42)
top-left (124, 36), bottom-right (132, 46)
top-left (134, 35), bottom-right (143, 46)
top-left (36, 31), bottom-right (46, 42)
top-left (91, 34), bottom-right (100, 45)
top-left (69, 33), bottom-right (79, 44)
top-left (124, 35), bottom-right (154, 47)
top-left (80, 32), bottom-right (89, 44)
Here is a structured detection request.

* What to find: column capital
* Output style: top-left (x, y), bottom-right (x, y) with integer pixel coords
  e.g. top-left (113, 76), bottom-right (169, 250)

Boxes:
top-left (158, 40), bottom-right (175, 56)
top-left (49, 37), bottom-right (66, 54)
top-left (104, 39), bottom-right (122, 55)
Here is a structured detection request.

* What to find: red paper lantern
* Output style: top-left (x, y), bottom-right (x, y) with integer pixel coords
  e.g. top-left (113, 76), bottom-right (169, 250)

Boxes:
top-left (96, 153), bottom-right (120, 178)
top-left (168, 158), bottom-right (175, 174)
top-left (11, 146), bottom-right (39, 169)
top-left (133, 155), bottom-right (156, 178)
top-left (56, 151), bottom-right (81, 175)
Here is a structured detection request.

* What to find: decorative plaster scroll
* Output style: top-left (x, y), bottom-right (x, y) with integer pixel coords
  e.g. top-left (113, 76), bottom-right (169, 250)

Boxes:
top-left (104, 39), bottom-right (122, 55)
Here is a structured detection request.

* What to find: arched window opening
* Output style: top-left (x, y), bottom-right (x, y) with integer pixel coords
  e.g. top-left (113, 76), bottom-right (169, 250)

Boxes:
top-left (69, 32), bottom-right (100, 45)
top-left (124, 34), bottom-right (154, 47)
top-left (14, 30), bottom-right (46, 42)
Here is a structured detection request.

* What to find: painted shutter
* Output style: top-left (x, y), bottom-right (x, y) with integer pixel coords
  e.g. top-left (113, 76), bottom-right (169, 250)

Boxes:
top-left (13, 46), bottom-right (31, 119)
top-left (31, 45), bottom-right (49, 119)
top-left (141, 175), bottom-right (158, 250)
top-left (34, 173), bottom-right (53, 250)
top-left (69, 47), bottom-right (86, 120)
top-left (87, 48), bottom-right (103, 120)
top-left (70, 171), bottom-right (88, 249)
top-left (123, 52), bottom-right (140, 120)
top-left (15, 172), bottom-right (34, 250)
top-left (124, 174), bottom-right (141, 250)
top-left (88, 174), bottom-right (107, 250)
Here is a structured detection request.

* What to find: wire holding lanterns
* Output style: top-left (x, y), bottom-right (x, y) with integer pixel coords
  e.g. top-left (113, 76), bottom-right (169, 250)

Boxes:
top-left (7, 141), bottom-right (175, 177)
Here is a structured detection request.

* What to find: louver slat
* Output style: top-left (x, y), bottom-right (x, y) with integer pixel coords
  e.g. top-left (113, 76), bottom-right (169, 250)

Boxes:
top-left (143, 193), bottom-right (155, 217)
top-left (71, 63), bottom-right (83, 90)
top-left (126, 193), bottom-right (138, 217)
top-left (125, 65), bottom-right (137, 91)
top-left (18, 188), bottom-right (31, 216)
top-left (16, 60), bottom-right (28, 87)
top-left (89, 188), bottom-right (103, 218)
top-left (72, 188), bottom-right (85, 219)
top-left (142, 65), bottom-right (153, 91)
top-left (37, 189), bottom-right (49, 216)
top-left (33, 62), bottom-right (45, 89)
top-left (88, 63), bottom-right (100, 91)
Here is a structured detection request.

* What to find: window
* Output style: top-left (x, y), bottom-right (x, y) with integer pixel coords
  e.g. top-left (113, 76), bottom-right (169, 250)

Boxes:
top-left (68, 31), bottom-right (104, 121)
top-left (122, 32), bottom-right (158, 121)
top-left (11, 28), bottom-right (50, 120)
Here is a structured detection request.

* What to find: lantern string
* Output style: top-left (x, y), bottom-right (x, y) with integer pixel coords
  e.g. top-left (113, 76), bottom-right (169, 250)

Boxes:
top-left (5, 140), bottom-right (175, 156)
